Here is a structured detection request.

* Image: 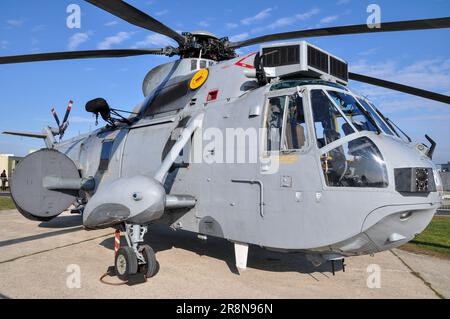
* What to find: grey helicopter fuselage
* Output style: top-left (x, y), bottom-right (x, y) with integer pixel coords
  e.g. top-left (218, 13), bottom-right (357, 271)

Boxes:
top-left (52, 48), bottom-right (442, 262)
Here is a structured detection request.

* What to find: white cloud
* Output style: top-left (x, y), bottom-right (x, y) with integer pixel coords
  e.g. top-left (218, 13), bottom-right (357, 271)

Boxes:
top-left (155, 10), bottom-right (169, 16)
top-left (320, 15), bottom-right (339, 24)
top-left (105, 21), bottom-right (118, 27)
top-left (295, 8), bottom-right (321, 21)
top-left (256, 8), bottom-right (320, 32)
top-left (230, 32), bottom-right (250, 42)
top-left (241, 8), bottom-right (273, 26)
top-left (198, 20), bottom-right (210, 28)
top-left (1, 40), bottom-right (8, 49)
top-left (227, 7), bottom-right (319, 35)
top-left (402, 114), bottom-right (450, 122)
top-left (134, 33), bottom-right (175, 48)
top-left (358, 47), bottom-right (378, 56)
top-left (70, 116), bottom-right (96, 124)
top-left (31, 25), bottom-right (45, 32)
top-left (97, 31), bottom-right (133, 50)
top-left (6, 19), bottom-right (25, 28)
top-left (226, 22), bottom-right (238, 29)
top-left (68, 32), bottom-right (90, 50)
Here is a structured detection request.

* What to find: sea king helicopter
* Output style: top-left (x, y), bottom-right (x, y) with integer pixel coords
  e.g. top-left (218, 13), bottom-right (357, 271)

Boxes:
top-left (1, 0), bottom-right (449, 281)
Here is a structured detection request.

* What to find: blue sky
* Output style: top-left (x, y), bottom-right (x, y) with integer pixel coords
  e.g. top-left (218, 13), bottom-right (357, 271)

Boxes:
top-left (0, 0), bottom-right (449, 163)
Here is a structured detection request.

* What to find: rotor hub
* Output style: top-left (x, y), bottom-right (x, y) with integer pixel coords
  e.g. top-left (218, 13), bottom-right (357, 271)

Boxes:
top-left (178, 32), bottom-right (236, 61)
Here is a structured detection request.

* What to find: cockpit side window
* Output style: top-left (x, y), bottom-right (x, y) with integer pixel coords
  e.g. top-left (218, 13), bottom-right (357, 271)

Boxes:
top-left (265, 96), bottom-right (286, 152)
top-left (310, 89), bottom-right (355, 149)
top-left (285, 94), bottom-right (308, 150)
top-left (99, 140), bottom-right (114, 171)
top-left (264, 93), bottom-right (308, 153)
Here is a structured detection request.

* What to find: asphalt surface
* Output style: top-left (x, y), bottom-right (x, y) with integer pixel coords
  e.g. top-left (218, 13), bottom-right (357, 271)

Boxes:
top-left (0, 209), bottom-right (449, 299)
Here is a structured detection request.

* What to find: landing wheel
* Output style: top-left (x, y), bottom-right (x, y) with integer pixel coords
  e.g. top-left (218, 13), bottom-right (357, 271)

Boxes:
top-left (140, 245), bottom-right (158, 278)
top-left (115, 247), bottom-right (138, 281)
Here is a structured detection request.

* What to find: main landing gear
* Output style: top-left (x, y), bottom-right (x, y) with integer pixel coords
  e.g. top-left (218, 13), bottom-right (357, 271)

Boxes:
top-left (114, 224), bottom-right (158, 282)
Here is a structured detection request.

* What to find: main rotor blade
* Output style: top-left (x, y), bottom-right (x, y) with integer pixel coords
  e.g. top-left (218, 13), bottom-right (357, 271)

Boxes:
top-left (85, 0), bottom-right (185, 46)
top-left (349, 72), bottom-right (450, 105)
top-left (229, 17), bottom-right (450, 48)
top-left (0, 49), bottom-right (165, 65)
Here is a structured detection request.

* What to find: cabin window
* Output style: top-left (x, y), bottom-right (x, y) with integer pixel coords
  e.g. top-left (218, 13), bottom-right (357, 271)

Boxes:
top-left (191, 59), bottom-right (198, 70)
top-left (99, 140), bottom-right (114, 171)
top-left (264, 93), bottom-right (308, 152)
top-left (200, 60), bottom-right (207, 69)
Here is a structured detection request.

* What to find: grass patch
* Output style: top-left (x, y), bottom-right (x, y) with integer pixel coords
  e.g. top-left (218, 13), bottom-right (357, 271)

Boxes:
top-left (401, 217), bottom-right (450, 259)
top-left (0, 196), bottom-right (16, 211)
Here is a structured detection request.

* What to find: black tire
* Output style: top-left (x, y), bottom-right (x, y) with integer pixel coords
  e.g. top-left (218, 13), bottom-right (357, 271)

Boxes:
top-left (140, 245), bottom-right (158, 278)
top-left (115, 247), bottom-right (138, 281)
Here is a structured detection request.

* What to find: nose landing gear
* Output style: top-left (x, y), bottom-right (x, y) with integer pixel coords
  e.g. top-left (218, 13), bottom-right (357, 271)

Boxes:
top-left (112, 223), bottom-right (158, 284)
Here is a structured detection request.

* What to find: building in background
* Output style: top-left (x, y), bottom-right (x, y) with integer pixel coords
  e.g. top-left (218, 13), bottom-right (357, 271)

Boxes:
top-left (437, 162), bottom-right (450, 172)
top-left (437, 162), bottom-right (450, 191)
top-left (441, 172), bottom-right (450, 192)
top-left (0, 154), bottom-right (24, 190)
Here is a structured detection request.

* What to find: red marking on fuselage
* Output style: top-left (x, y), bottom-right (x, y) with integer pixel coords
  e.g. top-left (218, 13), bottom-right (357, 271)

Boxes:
top-left (234, 52), bottom-right (257, 69)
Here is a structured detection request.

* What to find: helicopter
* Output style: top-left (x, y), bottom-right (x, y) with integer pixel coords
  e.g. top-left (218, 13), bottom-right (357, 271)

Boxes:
top-left (1, 0), bottom-right (449, 281)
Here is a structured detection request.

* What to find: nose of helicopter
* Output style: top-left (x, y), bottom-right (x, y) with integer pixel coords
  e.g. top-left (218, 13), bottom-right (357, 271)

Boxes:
top-left (366, 136), bottom-right (442, 252)
top-left (326, 134), bottom-right (442, 256)
top-left (327, 202), bottom-right (438, 257)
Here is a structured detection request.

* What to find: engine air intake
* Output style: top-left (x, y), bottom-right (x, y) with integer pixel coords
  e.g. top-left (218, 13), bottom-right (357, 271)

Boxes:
top-left (260, 41), bottom-right (348, 85)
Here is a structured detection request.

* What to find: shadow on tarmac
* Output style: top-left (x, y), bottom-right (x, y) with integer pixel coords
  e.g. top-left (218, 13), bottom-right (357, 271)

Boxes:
top-left (99, 223), bottom-right (341, 280)
top-left (0, 215), bottom-right (84, 248)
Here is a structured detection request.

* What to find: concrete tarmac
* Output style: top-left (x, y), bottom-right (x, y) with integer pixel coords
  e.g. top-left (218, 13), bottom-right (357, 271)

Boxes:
top-left (0, 209), bottom-right (448, 299)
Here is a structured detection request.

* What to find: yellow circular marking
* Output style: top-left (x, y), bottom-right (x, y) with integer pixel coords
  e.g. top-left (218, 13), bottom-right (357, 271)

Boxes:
top-left (190, 68), bottom-right (209, 90)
